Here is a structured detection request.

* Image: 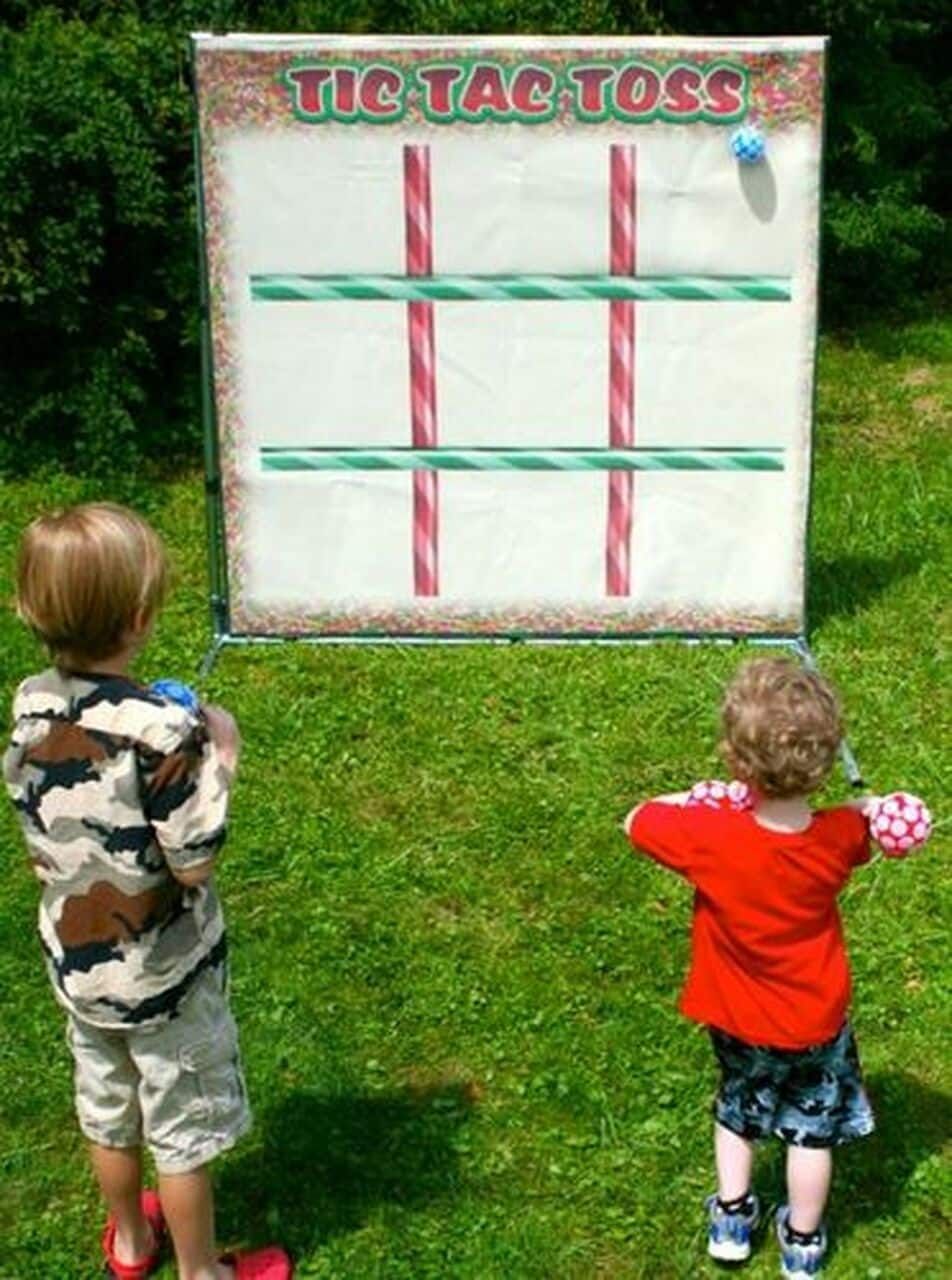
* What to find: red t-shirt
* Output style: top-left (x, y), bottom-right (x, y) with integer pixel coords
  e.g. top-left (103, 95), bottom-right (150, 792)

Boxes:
top-left (628, 802), bottom-right (870, 1049)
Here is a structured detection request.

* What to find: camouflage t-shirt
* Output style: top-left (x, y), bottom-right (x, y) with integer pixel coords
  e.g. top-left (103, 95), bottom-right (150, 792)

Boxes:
top-left (3, 668), bottom-right (231, 1029)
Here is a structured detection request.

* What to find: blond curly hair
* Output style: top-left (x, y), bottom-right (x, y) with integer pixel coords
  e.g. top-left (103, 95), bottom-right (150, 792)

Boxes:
top-left (720, 658), bottom-right (843, 799)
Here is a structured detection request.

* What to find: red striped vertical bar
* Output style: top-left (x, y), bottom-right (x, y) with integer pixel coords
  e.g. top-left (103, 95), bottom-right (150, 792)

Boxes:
top-left (606, 144), bottom-right (636, 596)
top-left (404, 144), bottom-right (439, 596)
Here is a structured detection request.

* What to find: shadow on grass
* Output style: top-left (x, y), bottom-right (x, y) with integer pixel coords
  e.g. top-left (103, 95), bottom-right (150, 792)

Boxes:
top-left (822, 292), bottom-right (952, 361)
top-left (749, 1071), bottom-right (951, 1267)
top-left (834, 1072), bottom-right (952, 1236)
top-left (808, 552), bottom-right (922, 627)
top-left (216, 1080), bottom-right (477, 1257)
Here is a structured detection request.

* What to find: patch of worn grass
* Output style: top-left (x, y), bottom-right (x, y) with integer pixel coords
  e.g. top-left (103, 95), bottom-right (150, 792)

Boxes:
top-left (0, 317), bottom-right (949, 1278)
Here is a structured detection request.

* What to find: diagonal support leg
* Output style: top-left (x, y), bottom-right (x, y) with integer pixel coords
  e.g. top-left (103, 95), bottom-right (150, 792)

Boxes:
top-left (792, 637), bottom-right (866, 789)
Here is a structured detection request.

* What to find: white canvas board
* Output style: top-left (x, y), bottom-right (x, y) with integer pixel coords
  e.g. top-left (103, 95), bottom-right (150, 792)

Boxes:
top-left (194, 35), bottom-right (826, 635)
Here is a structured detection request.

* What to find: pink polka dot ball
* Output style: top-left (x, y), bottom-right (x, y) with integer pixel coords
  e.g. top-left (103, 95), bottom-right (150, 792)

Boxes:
top-left (686, 779), bottom-right (753, 812)
top-left (868, 792), bottom-right (932, 857)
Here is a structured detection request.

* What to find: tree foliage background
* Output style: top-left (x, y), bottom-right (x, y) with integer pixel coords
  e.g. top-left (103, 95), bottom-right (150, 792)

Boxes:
top-left (1, 1), bottom-right (948, 470)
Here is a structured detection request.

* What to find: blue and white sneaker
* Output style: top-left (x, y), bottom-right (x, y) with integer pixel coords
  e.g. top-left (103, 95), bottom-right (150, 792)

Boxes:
top-left (776, 1206), bottom-right (828, 1278)
top-left (705, 1192), bottom-right (761, 1262)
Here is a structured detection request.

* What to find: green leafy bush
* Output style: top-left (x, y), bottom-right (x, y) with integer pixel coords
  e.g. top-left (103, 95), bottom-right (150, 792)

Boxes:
top-left (0, 10), bottom-right (197, 473)
top-left (0, 2), bottom-right (946, 471)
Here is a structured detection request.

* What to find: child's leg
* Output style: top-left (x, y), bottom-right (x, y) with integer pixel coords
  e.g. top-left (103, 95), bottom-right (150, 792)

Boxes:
top-left (89, 1142), bottom-right (154, 1264)
top-left (68, 1015), bottom-right (157, 1262)
top-left (158, 1166), bottom-right (233, 1280)
top-left (714, 1121), bottom-right (755, 1200)
top-left (786, 1145), bottom-right (832, 1234)
top-left (776, 1023), bottom-right (873, 1239)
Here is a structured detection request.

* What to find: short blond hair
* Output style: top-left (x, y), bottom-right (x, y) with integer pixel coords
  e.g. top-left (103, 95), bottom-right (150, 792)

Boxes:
top-left (720, 658), bottom-right (843, 798)
top-left (16, 503), bottom-right (169, 662)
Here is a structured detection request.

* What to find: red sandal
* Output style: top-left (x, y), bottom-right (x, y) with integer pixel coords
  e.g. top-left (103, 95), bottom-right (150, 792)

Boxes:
top-left (101, 1189), bottom-right (166, 1279)
top-left (220, 1245), bottom-right (293, 1278)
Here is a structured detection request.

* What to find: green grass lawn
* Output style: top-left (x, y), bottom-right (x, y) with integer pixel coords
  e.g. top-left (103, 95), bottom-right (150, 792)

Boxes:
top-left (0, 316), bottom-right (949, 1278)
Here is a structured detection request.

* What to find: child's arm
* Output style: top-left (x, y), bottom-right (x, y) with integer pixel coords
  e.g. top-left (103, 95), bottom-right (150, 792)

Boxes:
top-left (202, 704), bottom-right (241, 778)
top-left (173, 861), bottom-right (215, 888)
top-left (623, 793), bottom-right (702, 880)
top-left (622, 792), bottom-right (690, 835)
top-left (170, 706), bottom-right (238, 886)
top-left (140, 708), bottom-right (235, 886)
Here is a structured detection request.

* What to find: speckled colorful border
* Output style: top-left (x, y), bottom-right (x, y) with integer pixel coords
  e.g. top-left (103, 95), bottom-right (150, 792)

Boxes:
top-left (230, 601), bottom-right (801, 638)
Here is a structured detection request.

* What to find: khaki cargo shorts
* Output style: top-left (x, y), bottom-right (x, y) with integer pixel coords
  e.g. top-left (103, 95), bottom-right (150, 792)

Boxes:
top-left (66, 965), bottom-right (252, 1174)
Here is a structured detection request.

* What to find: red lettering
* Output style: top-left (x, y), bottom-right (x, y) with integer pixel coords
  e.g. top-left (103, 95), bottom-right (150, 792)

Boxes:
top-left (417, 66), bottom-right (463, 118)
top-left (360, 66), bottom-right (403, 118)
top-left (705, 66), bottom-right (746, 118)
top-left (663, 65), bottom-right (703, 116)
top-left (569, 66), bottom-right (613, 116)
top-left (460, 64), bottom-right (510, 118)
top-left (286, 67), bottom-right (331, 117)
top-left (615, 64), bottom-right (661, 117)
top-left (511, 65), bottom-right (555, 116)
top-left (335, 67), bottom-right (357, 116)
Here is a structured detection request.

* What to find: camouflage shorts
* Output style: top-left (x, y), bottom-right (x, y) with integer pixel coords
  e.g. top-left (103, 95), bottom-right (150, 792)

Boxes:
top-left (66, 964), bottom-right (252, 1174)
top-left (710, 1022), bottom-right (875, 1148)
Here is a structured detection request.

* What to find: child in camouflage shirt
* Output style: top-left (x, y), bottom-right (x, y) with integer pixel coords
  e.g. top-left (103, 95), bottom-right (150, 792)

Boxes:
top-left (4, 504), bottom-right (290, 1280)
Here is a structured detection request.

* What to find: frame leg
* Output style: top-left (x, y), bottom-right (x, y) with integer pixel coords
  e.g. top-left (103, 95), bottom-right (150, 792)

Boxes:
top-left (197, 635), bottom-right (227, 681)
top-left (793, 637), bottom-right (866, 789)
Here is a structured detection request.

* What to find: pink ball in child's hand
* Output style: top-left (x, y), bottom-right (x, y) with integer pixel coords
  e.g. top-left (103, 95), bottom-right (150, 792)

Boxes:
top-left (868, 792), bottom-right (932, 857)
top-left (686, 780), bottom-right (752, 812)
top-left (727, 780), bottom-right (753, 810)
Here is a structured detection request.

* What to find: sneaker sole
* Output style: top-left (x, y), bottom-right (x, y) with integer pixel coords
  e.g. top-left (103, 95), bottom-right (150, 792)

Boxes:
top-left (708, 1239), bottom-right (753, 1263)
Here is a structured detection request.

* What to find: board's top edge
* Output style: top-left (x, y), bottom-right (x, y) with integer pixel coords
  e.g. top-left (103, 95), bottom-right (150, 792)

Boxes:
top-left (189, 33), bottom-right (829, 54)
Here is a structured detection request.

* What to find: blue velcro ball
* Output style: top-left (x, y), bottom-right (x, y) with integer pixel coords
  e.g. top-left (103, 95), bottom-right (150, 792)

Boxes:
top-left (730, 124), bottom-right (767, 164)
top-left (151, 678), bottom-right (200, 714)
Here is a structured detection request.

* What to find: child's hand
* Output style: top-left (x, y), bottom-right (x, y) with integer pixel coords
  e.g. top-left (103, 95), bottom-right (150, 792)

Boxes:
top-left (203, 704), bottom-right (241, 776)
top-left (846, 794), bottom-right (881, 817)
top-left (622, 806), bottom-right (642, 836)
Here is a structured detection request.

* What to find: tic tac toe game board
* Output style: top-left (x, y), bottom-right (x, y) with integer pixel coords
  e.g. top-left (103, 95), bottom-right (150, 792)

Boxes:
top-left (191, 34), bottom-right (827, 645)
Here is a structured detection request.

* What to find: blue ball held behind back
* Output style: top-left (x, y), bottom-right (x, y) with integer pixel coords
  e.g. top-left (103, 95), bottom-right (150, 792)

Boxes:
top-left (729, 124), bottom-right (766, 164)
top-left (151, 678), bottom-right (200, 714)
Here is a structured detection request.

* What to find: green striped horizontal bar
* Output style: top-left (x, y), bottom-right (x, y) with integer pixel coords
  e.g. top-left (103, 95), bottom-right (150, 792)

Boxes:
top-left (251, 274), bottom-right (791, 303)
top-left (260, 447), bottom-right (785, 473)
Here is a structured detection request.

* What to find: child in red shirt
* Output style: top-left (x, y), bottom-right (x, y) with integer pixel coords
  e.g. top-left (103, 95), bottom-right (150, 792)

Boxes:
top-left (625, 658), bottom-right (875, 1279)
